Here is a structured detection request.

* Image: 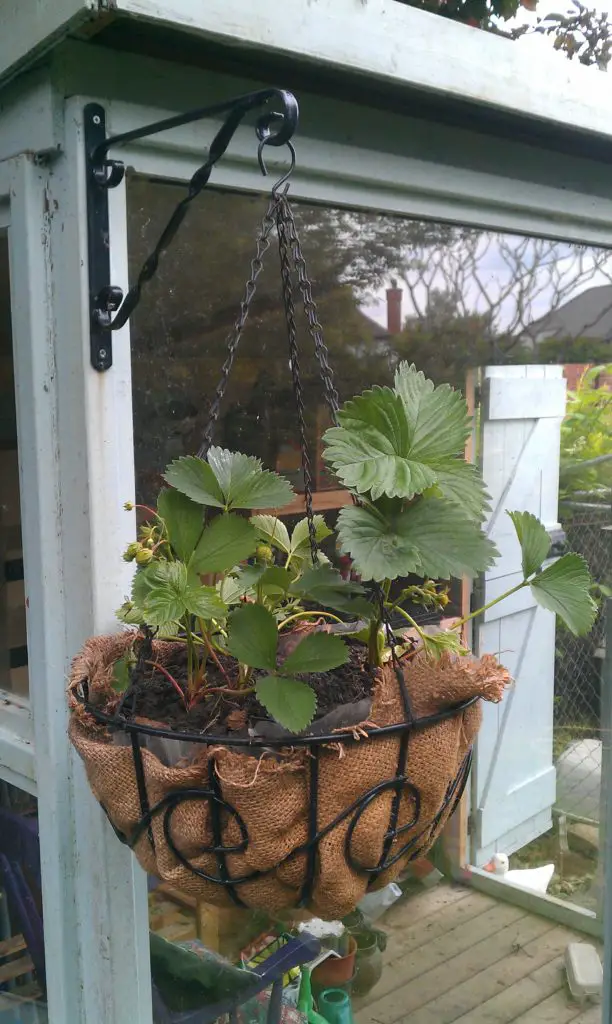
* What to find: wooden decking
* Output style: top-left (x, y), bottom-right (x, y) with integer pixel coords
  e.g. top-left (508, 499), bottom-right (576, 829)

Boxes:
top-left (356, 884), bottom-right (602, 1024)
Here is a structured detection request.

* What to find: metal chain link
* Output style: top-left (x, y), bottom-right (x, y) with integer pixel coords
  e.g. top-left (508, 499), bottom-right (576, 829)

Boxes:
top-left (197, 194), bottom-right (281, 457)
top-left (275, 199), bottom-right (319, 564)
top-left (279, 195), bottom-right (340, 424)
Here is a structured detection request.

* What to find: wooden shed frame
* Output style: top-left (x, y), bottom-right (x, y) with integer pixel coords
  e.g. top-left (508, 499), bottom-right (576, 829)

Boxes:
top-left (1, 3), bottom-right (612, 1021)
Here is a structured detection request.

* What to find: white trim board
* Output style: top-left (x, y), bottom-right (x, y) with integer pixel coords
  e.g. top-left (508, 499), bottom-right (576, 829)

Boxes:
top-left (114, 0), bottom-right (612, 143)
top-left (50, 47), bottom-right (612, 247)
top-left (0, 0), bottom-right (99, 88)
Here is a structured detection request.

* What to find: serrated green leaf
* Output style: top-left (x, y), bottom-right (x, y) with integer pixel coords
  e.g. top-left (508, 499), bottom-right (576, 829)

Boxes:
top-left (218, 571), bottom-right (253, 605)
top-left (336, 504), bottom-right (421, 581)
top-left (290, 515), bottom-right (333, 553)
top-left (420, 630), bottom-right (469, 662)
top-left (157, 488), bottom-right (203, 560)
top-left (336, 498), bottom-right (497, 581)
top-left (207, 447), bottom-right (295, 510)
top-left (323, 387), bottom-right (438, 500)
top-left (258, 566), bottom-right (293, 595)
top-left (164, 456), bottom-right (225, 508)
top-left (116, 600), bottom-right (145, 626)
top-left (131, 565), bottom-right (157, 607)
top-left (290, 564), bottom-right (372, 617)
top-left (433, 460), bottom-right (491, 522)
top-left (250, 514), bottom-right (291, 553)
top-left (183, 583), bottom-right (227, 620)
top-left (256, 675), bottom-right (317, 733)
top-left (530, 553), bottom-right (597, 636)
top-left (282, 631), bottom-right (348, 675)
top-left (394, 362), bottom-right (470, 462)
top-left (508, 510), bottom-right (551, 578)
top-left (191, 514), bottom-right (257, 575)
top-left (143, 562), bottom-right (189, 625)
top-left (227, 603), bottom-right (278, 670)
top-left (111, 656), bottom-right (131, 693)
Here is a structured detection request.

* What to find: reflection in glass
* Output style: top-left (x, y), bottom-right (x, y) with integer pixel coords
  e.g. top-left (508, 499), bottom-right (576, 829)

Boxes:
top-left (128, 179), bottom-right (608, 1021)
top-left (0, 235), bottom-right (28, 697)
top-left (0, 782), bottom-right (46, 1022)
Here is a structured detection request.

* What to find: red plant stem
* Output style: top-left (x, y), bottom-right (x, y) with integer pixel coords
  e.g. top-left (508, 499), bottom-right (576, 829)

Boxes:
top-left (134, 503), bottom-right (159, 518)
top-left (145, 660), bottom-right (187, 708)
top-left (206, 686), bottom-right (255, 697)
top-left (202, 633), bottom-right (233, 686)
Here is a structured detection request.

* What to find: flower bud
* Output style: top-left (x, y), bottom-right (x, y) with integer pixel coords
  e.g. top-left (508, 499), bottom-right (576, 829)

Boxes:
top-left (123, 501), bottom-right (134, 511)
top-left (123, 541), bottom-right (140, 562)
top-left (135, 547), bottom-right (154, 565)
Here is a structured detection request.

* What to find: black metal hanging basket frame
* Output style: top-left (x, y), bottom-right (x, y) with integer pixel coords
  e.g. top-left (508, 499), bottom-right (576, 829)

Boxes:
top-left (77, 87), bottom-right (477, 909)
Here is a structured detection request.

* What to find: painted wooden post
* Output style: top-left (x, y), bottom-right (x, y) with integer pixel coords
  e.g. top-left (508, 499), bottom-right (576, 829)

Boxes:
top-left (7, 121), bottom-right (151, 1023)
top-left (472, 365), bottom-right (566, 866)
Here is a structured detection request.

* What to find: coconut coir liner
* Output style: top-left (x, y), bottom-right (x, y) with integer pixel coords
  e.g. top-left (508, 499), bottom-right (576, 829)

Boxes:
top-left (68, 633), bottom-right (509, 919)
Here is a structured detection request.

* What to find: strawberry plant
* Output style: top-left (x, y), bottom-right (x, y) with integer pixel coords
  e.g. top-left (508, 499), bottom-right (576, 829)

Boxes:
top-left (113, 365), bottom-right (597, 737)
top-left (322, 362), bottom-right (597, 663)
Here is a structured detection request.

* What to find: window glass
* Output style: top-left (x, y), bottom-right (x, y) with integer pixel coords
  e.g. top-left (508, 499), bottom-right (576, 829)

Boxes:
top-left (0, 781), bottom-right (47, 1021)
top-left (0, 234), bottom-right (28, 697)
top-left (128, 178), bottom-right (609, 1022)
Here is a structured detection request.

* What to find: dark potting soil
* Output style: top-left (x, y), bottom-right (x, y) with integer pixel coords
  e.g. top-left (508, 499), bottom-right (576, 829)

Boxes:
top-left (121, 642), bottom-right (374, 737)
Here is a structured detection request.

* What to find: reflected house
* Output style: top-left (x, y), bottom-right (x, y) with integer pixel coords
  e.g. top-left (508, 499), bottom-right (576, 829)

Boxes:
top-left (529, 283), bottom-right (612, 390)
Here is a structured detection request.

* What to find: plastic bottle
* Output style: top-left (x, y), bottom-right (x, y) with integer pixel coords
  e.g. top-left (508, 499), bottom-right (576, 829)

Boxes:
top-left (357, 883), bottom-right (402, 923)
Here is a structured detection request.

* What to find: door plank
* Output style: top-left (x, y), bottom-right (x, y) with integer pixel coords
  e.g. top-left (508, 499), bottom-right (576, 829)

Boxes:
top-left (356, 905), bottom-right (543, 1023)
top-left (398, 926), bottom-right (574, 1024)
top-left (383, 891), bottom-right (498, 961)
top-left (359, 892), bottom-right (499, 1008)
top-left (450, 955), bottom-right (572, 1023)
top-left (383, 884), bottom-right (471, 931)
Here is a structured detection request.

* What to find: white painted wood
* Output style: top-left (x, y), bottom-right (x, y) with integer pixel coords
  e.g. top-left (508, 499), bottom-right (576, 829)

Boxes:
top-left (485, 378), bottom-right (567, 422)
top-left (0, 0), bottom-right (97, 86)
top-left (48, 44), bottom-right (612, 248)
top-left (114, 0), bottom-right (612, 145)
top-left (0, 75), bottom-right (59, 163)
top-left (6, 110), bottom-right (150, 1024)
top-left (472, 366), bottom-right (565, 867)
top-left (469, 868), bottom-right (601, 939)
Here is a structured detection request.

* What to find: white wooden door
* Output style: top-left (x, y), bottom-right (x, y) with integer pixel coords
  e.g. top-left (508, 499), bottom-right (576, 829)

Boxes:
top-left (471, 365), bottom-right (566, 867)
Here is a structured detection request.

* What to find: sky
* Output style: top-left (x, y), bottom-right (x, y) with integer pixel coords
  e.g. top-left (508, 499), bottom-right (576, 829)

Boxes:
top-left (362, 237), bottom-right (612, 332)
top-left (362, 3), bottom-right (612, 332)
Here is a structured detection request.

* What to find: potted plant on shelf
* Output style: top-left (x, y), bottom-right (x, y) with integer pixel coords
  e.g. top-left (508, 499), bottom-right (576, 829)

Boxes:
top-left (68, 363), bottom-right (596, 919)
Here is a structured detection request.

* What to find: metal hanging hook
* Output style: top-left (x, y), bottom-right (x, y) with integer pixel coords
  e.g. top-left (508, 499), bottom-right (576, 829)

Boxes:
top-left (258, 139), bottom-right (296, 194)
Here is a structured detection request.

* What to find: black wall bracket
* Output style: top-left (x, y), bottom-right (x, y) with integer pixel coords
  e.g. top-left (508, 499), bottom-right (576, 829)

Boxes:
top-left (84, 89), bottom-right (299, 371)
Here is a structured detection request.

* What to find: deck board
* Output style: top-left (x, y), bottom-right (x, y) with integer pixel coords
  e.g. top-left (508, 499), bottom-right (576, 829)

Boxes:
top-left (356, 885), bottom-right (602, 1024)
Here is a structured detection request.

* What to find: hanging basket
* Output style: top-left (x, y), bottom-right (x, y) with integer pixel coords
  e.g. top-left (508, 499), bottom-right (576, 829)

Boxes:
top-left (68, 92), bottom-right (510, 920)
top-left (69, 634), bottom-right (508, 919)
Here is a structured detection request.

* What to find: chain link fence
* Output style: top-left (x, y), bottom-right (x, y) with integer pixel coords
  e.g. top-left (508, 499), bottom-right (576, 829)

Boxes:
top-left (554, 504), bottom-right (610, 824)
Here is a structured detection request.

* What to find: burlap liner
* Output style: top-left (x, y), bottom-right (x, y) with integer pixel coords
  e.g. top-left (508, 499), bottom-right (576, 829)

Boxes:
top-left (68, 633), bottom-right (509, 919)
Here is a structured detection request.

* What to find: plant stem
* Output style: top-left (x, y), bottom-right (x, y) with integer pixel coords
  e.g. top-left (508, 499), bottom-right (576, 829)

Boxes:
top-left (451, 580), bottom-right (528, 631)
top-left (390, 603), bottom-right (428, 640)
top-left (145, 660), bottom-right (187, 708)
top-left (207, 685), bottom-right (256, 697)
top-left (278, 610), bottom-right (343, 630)
top-left (199, 619), bottom-right (232, 686)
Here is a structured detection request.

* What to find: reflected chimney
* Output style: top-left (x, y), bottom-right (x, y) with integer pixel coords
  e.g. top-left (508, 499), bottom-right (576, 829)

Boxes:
top-left (386, 279), bottom-right (402, 335)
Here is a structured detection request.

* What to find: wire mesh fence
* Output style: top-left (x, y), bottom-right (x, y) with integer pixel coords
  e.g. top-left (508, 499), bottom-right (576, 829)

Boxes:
top-left (554, 504), bottom-right (610, 825)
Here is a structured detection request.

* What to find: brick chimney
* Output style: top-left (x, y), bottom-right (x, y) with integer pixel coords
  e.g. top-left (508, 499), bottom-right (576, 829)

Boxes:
top-left (386, 279), bottom-right (402, 335)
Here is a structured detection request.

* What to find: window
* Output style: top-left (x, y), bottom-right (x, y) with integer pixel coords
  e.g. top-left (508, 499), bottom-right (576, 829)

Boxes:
top-left (0, 233), bottom-right (27, 698)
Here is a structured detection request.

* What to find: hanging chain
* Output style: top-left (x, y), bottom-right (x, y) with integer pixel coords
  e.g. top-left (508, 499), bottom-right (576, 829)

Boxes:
top-left (197, 194), bottom-right (281, 458)
top-left (279, 196), bottom-right (340, 425)
top-left (276, 198), bottom-right (319, 564)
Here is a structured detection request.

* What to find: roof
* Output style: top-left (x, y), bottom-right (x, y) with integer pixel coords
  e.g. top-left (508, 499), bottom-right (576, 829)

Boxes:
top-left (531, 285), bottom-right (612, 342)
top-left (358, 311), bottom-right (390, 341)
